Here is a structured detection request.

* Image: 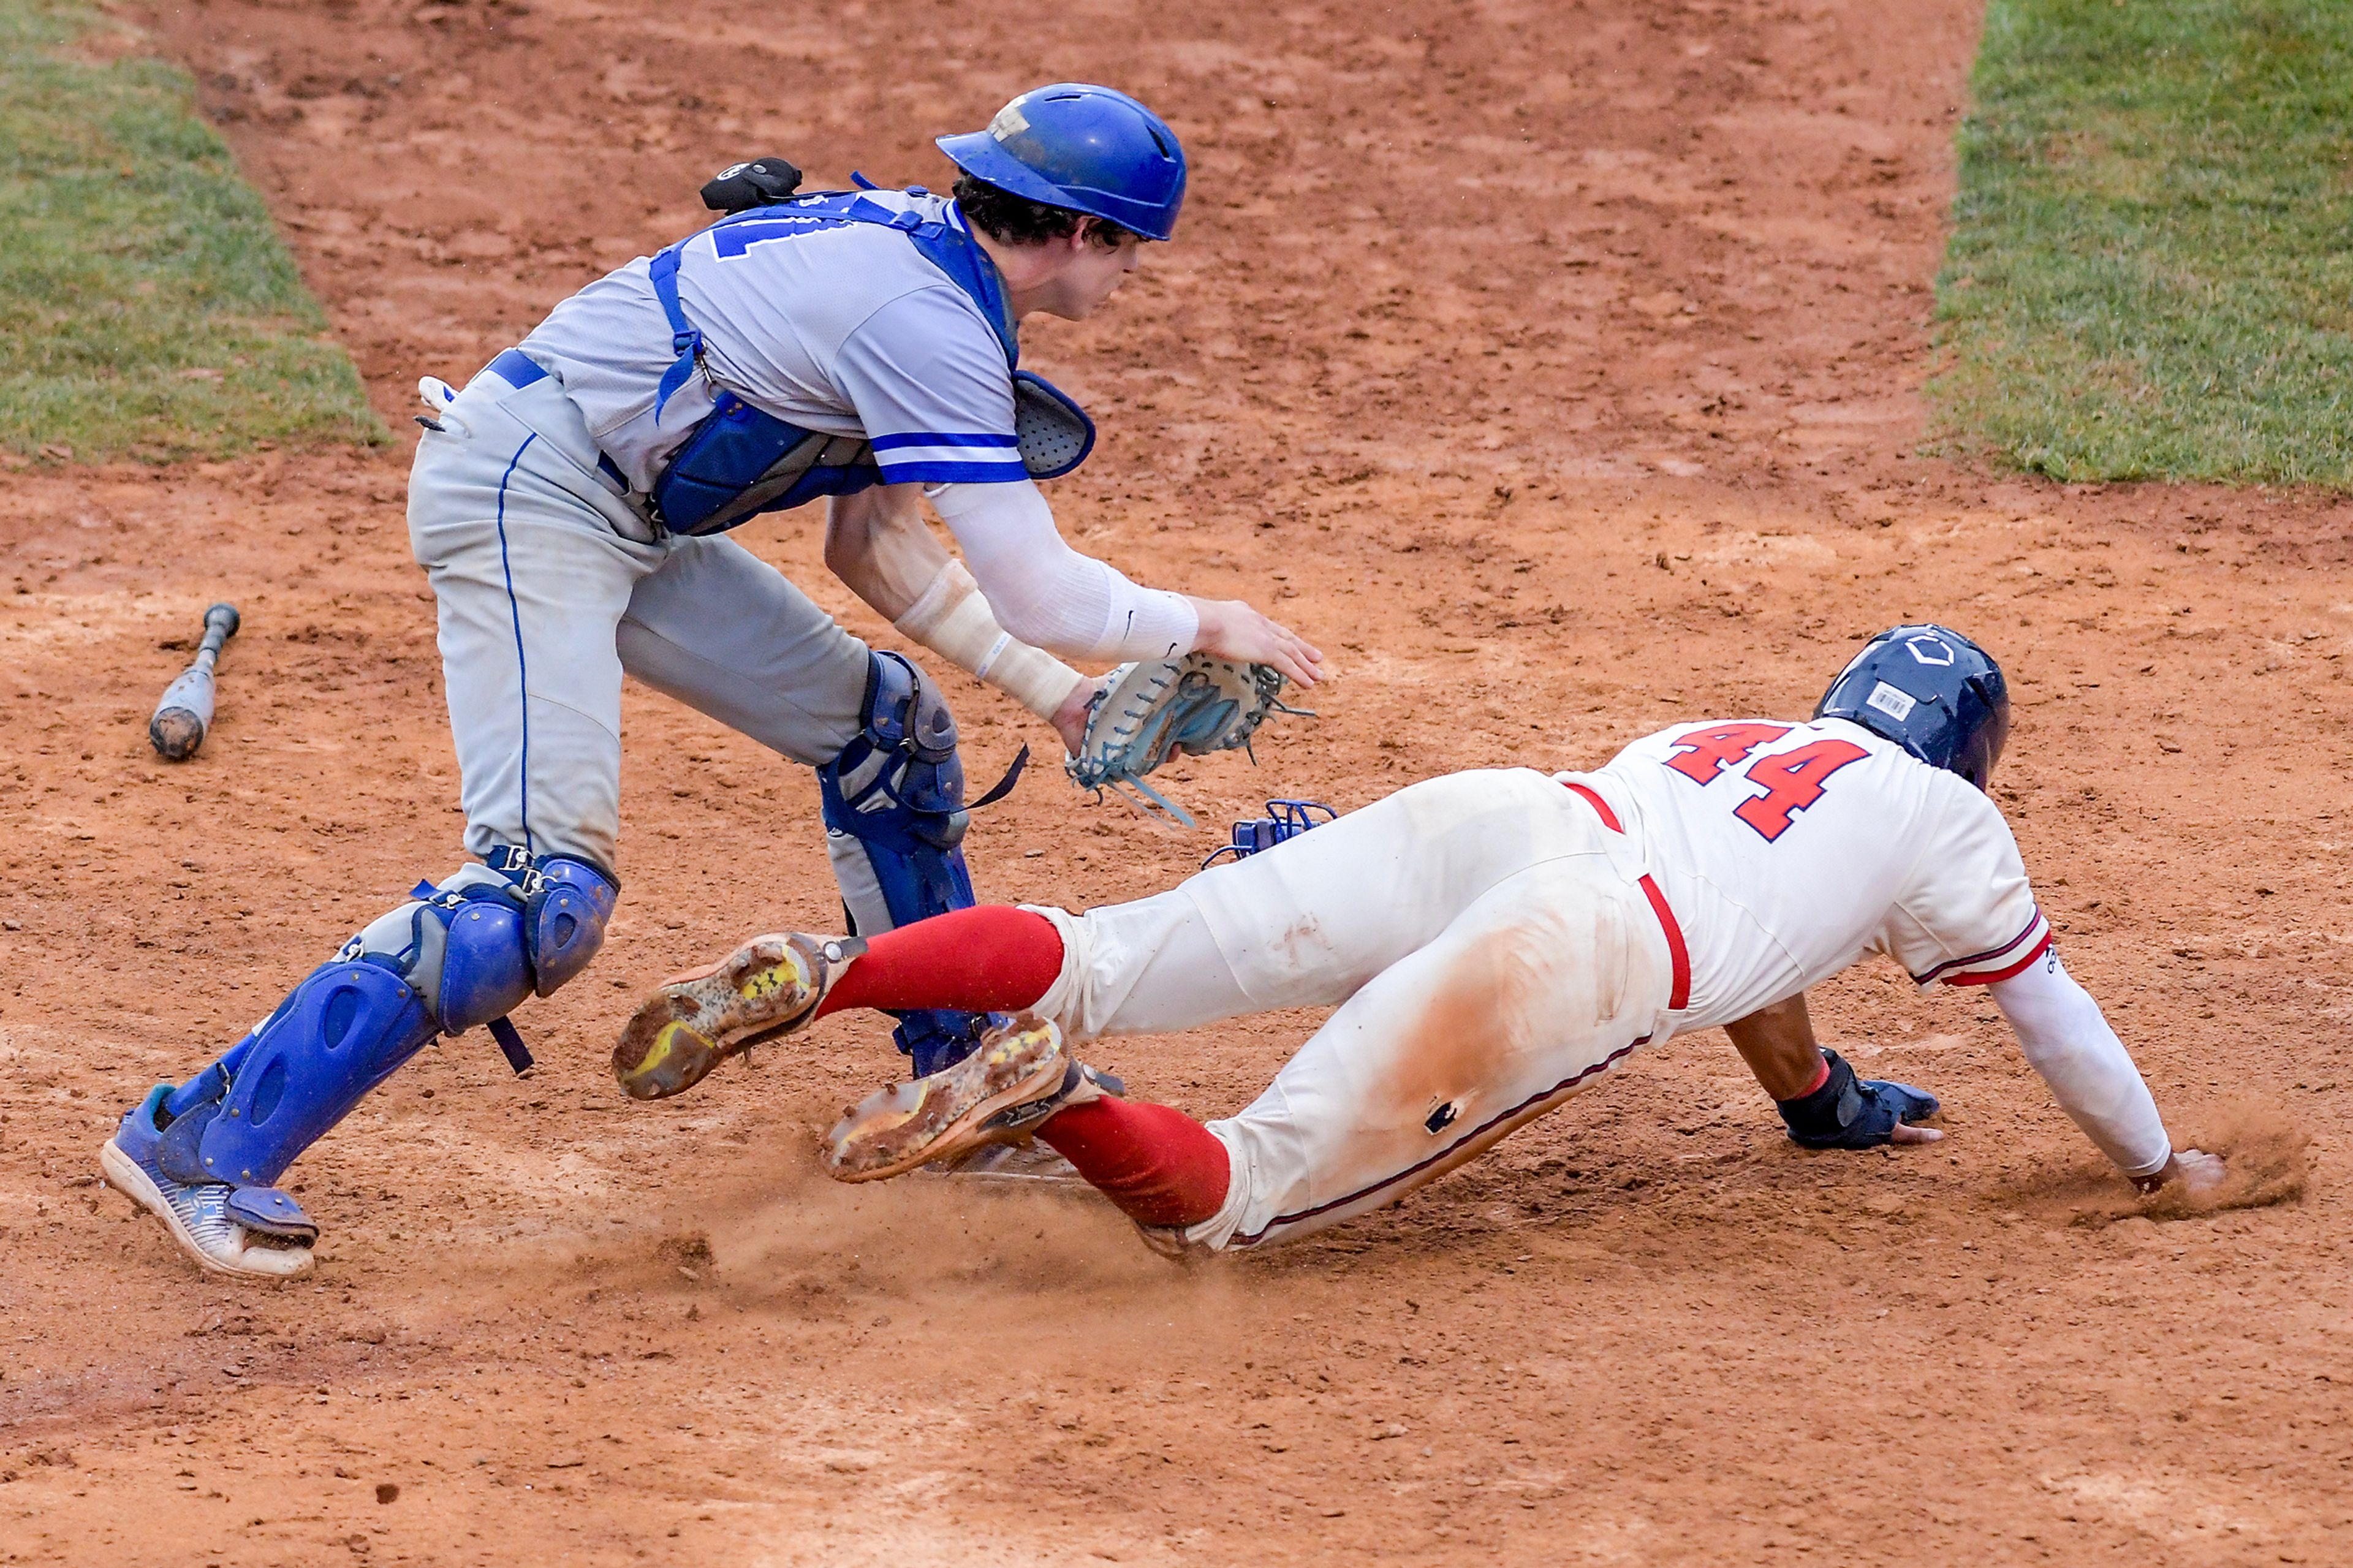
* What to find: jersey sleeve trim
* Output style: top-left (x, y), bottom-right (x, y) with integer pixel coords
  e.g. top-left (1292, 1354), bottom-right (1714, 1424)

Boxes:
top-left (870, 431), bottom-right (1020, 451)
top-left (877, 460), bottom-right (1028, 483)
top-left (1911, 909), bottom-right (2052, 988)
top-left (871, 433), bottom-right (1026, 484)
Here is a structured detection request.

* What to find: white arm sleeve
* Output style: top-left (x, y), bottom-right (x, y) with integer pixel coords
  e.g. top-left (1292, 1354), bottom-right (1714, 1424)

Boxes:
top-left (1989, 951), bottom-right (2172, 1178)
top-left (926, 479), bottom-right (1198, 662)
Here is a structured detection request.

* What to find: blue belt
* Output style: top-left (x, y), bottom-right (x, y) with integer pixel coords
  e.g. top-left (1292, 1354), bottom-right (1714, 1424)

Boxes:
top-left (485, 347), bottom-right (548, 388)
top-left (479, 349), bottom-right (632, 495)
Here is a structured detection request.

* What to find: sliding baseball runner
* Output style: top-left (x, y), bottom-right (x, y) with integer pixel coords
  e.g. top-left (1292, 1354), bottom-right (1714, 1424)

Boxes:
top-left (101, 83), bottom-right (1322, 1279)
top-left (621, 625), bottom-right (2222, 1254)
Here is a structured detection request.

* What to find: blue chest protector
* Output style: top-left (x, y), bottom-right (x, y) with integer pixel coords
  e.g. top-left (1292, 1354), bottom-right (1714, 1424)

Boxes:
top-left (645, 190), bottom-right (1093, 537)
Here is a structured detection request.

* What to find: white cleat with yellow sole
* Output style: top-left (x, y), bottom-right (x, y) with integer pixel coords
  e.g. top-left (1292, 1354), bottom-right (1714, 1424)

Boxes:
top-left (612, 932), bottom-right (862, 1101)
top-left (824, 1017), bottom-right (1116, 1183)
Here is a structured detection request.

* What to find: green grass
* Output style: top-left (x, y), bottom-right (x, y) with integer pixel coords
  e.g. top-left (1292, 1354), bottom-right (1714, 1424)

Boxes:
top-left (1930, 0), bottom-right (2353, 487)
top-left (0, 0), bottom-right (384, 461)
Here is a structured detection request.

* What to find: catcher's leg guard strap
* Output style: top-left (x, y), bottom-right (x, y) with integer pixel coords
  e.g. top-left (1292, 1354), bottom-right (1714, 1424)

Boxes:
top-left (817, 651), bottom-right (995, 1072)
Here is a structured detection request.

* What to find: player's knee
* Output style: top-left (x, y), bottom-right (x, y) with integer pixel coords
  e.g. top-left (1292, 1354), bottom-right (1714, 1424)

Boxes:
top-left (820, 650), bottom-right (971, 848)
top-left (353, 854), bottom-right (618, 1032)
top-left (525, 855), bottom-right (619, 994)
top-left (814, 655), bottom-right (987, 1057)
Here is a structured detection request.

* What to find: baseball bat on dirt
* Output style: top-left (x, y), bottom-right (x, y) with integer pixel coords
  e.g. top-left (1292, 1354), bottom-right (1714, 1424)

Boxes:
top-left (148, 602), bottom-right (241, 761)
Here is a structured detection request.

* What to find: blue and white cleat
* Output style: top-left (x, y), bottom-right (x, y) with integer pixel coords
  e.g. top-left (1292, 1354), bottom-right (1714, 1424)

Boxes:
top-left (101, 1086), bottom-right (318, 1280)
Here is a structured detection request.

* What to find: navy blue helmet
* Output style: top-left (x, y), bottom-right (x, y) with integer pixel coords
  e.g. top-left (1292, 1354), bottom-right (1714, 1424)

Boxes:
top-left (1814, 624), bottom-right (2010, 790)
top-left (938, 84), bottom-right (1188, 242)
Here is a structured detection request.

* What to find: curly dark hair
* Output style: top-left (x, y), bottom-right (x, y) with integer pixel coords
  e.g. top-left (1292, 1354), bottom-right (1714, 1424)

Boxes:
top-left (952, 174), bottom-right (1139, 249)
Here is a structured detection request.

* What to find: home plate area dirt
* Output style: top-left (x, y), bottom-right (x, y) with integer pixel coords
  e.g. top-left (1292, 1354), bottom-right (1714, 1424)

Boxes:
top-left (2, 0), bottom-right (2349, 1563)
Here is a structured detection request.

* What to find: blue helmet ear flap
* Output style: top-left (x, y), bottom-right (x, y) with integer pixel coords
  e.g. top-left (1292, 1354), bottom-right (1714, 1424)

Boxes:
top-left (1814, 624), bottom-right (2010, 790)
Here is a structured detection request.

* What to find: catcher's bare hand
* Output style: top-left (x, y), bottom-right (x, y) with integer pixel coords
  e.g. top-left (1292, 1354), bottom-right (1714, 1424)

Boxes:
top-left (1051, 670), bottom-right (1112, 754)
top-left (1187, 597), bottom-right (1324, 687)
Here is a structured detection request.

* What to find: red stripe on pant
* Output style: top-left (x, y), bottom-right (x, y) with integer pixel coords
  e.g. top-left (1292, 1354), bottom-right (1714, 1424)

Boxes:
top-left (1559, 779), bottom-right (1691, 1011)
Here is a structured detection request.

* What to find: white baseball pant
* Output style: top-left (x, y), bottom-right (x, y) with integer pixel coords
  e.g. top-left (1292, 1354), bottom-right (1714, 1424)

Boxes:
top-left (1025, 768), bottom-right (1688, 1249)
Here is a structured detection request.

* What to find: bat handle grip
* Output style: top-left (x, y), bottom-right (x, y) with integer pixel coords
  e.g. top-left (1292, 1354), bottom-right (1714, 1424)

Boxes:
top-left (197, 602), bottom-right (240, 662)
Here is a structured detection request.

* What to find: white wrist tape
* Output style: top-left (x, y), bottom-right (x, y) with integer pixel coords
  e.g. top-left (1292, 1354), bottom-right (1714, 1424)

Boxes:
top-left (894, 559), bottom-right (1083, 721)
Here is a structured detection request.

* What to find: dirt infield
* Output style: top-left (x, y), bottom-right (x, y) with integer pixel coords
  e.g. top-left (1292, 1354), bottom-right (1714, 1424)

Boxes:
top-left (4, 0), bottom-right (2351, 1562)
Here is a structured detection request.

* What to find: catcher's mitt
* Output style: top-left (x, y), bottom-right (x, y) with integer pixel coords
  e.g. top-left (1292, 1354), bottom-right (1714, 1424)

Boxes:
top-left (1065, 655), bottom-right (1309, 826)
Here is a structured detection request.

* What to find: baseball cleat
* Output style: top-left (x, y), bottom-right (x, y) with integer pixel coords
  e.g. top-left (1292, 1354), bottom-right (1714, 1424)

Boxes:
top-left (1129, 1221), bottom-right (1203, 1260)
top-left (920, 1064), bottom-right (1125, 1186)
top-left (925, 1141), bottom-right (1088, 1186)
top-left (102, 1088), bottom-right (316, 1281)
top-left (613, 933), bottom-right (862, 1100)
top-left (824, 1016), bottom-right (1112, 1183)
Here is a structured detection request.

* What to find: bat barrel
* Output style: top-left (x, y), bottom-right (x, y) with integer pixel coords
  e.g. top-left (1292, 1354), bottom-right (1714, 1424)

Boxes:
top-left (148, 704), bottom-right (208, 762)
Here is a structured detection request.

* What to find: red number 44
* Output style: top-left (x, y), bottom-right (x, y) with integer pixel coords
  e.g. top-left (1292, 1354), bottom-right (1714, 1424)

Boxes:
top-left (1664, 724), bottom-right (1868, 842)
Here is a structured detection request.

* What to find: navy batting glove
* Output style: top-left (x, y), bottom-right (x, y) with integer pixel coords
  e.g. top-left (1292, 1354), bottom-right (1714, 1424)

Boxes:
top-left (1775, 1049), bottom-right (1940, 1149)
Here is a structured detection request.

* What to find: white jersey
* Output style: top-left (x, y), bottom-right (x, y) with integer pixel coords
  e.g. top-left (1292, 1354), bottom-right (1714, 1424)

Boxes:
top-left (1560, 717), bottom-right (2048, 1033)
top-left (517, 191), bottom-right (1023, 492)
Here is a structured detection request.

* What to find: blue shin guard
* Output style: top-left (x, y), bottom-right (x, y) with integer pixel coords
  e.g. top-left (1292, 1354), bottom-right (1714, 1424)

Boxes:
top-left (121, 852), bottom-right (618, 1260)
top-left (156, 958), bottom-right (435, 1189)
top-left (818, 651), bottom-right (1015, 1076)
top-left (107, 956), bottom-right (434, 1272)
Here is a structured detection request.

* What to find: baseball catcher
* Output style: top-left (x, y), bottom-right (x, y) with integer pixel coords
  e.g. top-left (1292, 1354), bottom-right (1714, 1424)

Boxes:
top-left (621, 625), bottom-right (2223, 1254)
top-left (102, 83), bottom-right (1323, 1279)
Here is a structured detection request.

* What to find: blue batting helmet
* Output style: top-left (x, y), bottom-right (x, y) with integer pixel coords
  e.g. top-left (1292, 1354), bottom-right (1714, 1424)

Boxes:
top-left (1814, 624), bottom-right (2011, 790)
top-left (938, 84), bottom-right (1188, 242)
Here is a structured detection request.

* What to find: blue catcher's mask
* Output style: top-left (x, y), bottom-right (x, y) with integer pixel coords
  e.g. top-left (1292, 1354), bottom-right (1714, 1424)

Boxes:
top-left (1813, 624), bottom-right (2011, 791)
top-left (936, 83), bottom-right (1188, 241)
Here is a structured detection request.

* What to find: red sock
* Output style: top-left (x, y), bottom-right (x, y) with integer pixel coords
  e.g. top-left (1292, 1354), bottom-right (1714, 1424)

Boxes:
top-left (1037, 1097), bottom-right (1230, 1229)
top-left (813, 905), bottom-right (1064, 1020)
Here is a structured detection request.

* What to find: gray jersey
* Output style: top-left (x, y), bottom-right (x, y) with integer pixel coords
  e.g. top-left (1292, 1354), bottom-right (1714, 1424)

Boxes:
top-left (519, 191), bottom-right (1024, 493)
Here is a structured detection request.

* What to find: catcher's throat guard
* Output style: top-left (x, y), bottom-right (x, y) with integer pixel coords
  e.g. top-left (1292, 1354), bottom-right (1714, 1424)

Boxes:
top-left (1066, 655), bottom-right (1313, 827)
